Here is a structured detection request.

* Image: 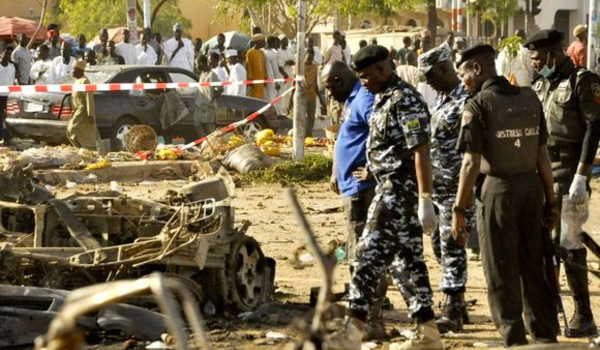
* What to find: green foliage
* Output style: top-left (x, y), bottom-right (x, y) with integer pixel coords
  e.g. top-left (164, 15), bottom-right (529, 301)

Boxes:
top-left (466, 0), bottom-right (520, 28)
top-left (241, 154), bottom-right (333, 184)
top-left (55, 0), bottom-right (191, 40)
top-left (497, 35), bottom-right (523, 59)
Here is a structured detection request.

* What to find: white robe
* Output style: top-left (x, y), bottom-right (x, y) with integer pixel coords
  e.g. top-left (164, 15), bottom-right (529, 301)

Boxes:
top-left (115, 43), bottom-right (137, 65)
top-left (277, 47), bottom-right (295, 115)
top-left (212, 66), bottom-right (228, 82)
top-left (496, 46), bottom-right (533, 87)
top-left (30, 59), bottom-right (53, 84)
top-left (135, 44), bottom-right (158, 65)
top-left (226, 62), bottom-right (247, 96)
top-left (163, 38), bottom-right (195, 72)
top-left (263, 48), bottom-right (281, 111)
top-left (48, 56), bottom-right (76, 83)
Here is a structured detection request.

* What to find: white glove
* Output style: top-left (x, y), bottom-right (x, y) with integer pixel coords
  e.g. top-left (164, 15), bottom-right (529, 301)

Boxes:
top-left (569, 174), bottom-right (589, 205)
top-left (418, 197), bottom-right (438, 235)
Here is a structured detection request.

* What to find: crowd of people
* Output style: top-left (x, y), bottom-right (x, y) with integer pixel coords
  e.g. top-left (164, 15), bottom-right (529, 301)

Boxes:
top-left (325, 25), bottom-right (599, 349)
top-left (0, 19), bottom-right (598, 349)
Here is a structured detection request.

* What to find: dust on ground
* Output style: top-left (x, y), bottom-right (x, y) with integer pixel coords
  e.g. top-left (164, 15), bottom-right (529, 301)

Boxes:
top-left (72, 178), bottom-right (600, 349)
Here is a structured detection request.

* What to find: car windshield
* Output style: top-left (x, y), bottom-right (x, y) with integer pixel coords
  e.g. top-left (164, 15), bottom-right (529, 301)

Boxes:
top-left (53, 69), bottom-right (120, 84)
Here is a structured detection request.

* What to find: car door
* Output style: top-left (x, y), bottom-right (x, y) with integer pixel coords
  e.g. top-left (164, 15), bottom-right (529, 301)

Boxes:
top-left (126, 70), bottom-right (169, 127)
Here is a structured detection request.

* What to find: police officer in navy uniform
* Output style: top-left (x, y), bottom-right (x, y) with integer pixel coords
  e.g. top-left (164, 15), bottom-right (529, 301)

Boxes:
top-left (343, 45), bottom-right (442, 349)
top-left (418, 45), bottom-right (472, 333)
top-left (524, 29), bottom-right (600, 338)
top-left (452, 44), bottom-right (560, 347)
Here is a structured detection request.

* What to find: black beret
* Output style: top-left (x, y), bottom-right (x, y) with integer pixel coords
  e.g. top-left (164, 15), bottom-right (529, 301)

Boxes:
top-left (522, 29), bottom-right (564, 50)
top-left (456, 44), bottom-right (496, 67)
top-left (351, 45), bottom-right (389, 71)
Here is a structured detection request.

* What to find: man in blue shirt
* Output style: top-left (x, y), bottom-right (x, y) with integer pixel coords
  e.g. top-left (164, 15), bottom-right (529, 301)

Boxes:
top-left (323, 61), bottom-right (386, 338)
top-left (323, 61), bottom-right (376, 261)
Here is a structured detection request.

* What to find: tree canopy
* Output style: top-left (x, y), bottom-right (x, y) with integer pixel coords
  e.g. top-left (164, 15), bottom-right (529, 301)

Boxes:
top-left (54, 0), bottom-right (192, 40)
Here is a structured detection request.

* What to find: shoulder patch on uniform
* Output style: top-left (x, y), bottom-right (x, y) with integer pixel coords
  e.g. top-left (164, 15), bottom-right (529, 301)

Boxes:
top-left (461, 111), bottom-right (473, 127)
top-left (404, 113), bottom-right (421, 131)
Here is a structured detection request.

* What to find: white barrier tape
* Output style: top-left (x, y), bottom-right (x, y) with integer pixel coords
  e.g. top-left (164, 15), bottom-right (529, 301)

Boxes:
top-left (0, 77), bottom-right (301, 94)
top-left (180, 86), bottom-right (295, 151)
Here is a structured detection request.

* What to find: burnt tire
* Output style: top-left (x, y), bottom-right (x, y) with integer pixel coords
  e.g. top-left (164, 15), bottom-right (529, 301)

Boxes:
top-left (239, 118), bottom-right (266, 141)
top-left (225, 236), bottom-right (272, 311)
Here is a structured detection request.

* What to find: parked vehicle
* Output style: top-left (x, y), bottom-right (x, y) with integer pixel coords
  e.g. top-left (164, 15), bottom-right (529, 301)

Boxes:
top-left (5, 65), bottom-right (278, 149)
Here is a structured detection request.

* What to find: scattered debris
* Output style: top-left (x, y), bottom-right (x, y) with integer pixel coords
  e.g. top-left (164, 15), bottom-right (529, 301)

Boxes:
top-left (241, 154), bottom-right (332, 184)
top-left (34, 273), bottom-right (209, 350)
top-left (264, 330), bottom-right (288, 340)
top-left (0, 166), bottom-right (275, 314)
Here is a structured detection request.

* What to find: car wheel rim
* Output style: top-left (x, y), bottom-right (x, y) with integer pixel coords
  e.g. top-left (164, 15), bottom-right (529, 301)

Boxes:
top-left (233, 240), bottom-right (266, 309)
top-left (115, 124), bottom-right (132, 145)
top-left (241, 122), bottom-right (262, 141)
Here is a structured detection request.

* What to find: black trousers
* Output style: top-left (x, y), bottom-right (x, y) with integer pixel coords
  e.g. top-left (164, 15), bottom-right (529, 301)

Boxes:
top-left (478, 173), bottom-right (559, 346)
top-left (0, 96), bottom-right (6, 141)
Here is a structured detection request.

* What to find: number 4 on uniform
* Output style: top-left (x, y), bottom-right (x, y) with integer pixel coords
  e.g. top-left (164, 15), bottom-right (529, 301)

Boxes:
top-left (514, 139), bottom-right (521, 148)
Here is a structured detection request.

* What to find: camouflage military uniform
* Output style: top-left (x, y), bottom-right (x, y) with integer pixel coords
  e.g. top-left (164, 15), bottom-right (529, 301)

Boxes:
top-left (430, 83), bottom-right (472, 293)
top-left (348, 74), bottom-right (435, 322)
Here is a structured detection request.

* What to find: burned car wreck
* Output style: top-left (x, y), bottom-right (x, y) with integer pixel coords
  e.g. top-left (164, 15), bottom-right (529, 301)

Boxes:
top-left (0, 164), bottom-right (275, 313)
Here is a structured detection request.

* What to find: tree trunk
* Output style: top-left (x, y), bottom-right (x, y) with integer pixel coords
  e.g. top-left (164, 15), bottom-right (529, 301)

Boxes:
top-left (28, 0), bottom-right (48, 49)
top-left (427, 0), bottom-right (437, 43)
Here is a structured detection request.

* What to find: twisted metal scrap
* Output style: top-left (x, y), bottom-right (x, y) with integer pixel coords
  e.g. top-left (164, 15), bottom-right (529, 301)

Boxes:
top-left (36, 273), bottom-right (211, 350)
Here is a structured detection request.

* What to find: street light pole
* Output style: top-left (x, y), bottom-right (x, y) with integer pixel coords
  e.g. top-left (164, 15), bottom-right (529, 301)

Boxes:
top-left (293, 0), bottom-right (307, 159)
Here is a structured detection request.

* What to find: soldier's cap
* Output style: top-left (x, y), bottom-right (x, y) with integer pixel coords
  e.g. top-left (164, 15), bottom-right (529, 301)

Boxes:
top-left (456, 44), bottom-right (496, 67)
top-left (522, 29), bottom-right (564, 50)
top-left (225, 49), bottom-right (238, 58)
top-left (351, 45), bottom-right (389, 71)
top-left (74, 60), bottom-right (86, 71)
top-left (574, 24), bottom-right (587, 37)
top-left (418, 45), bottom-right (452, 76)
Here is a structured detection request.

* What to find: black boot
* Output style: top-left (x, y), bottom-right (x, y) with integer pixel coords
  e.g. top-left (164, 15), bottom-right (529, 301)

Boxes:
top-left (436, 292), bottom-right (464, 333)
top-left (565, 248), bottom-right (598, 338)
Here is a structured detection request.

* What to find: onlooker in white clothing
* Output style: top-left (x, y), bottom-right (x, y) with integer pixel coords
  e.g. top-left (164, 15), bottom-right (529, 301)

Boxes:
top-left (115, 29), bottom-right (137, 65)
top-left (209, 51), bottom-right (228, 82)
top-left (323, 31), bottom-right (343, 65)
top-left (135, 33), bottom-right (158, 65)
top-left (48, 42), bottom-right (76, 83)
top-left (264, 36), bottom-right (282, 110)
top-left (340, 32), bottom-right (351, 65)
top-left (278, 35), bottom-right (295, 115)
top-left (163, 23), bottom-right (195, 72)
top-left (225, 49), bottom-right (247, 96)
top-left (30, 45), bottom-right (52, 84)
top-left (12, 34), bottom-right (32, 85)
top-left (495, 29), bottom-right (533, 86)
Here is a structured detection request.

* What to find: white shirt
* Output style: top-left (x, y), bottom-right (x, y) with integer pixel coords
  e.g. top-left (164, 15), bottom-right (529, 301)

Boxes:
top-left (30, 59), bottom-right (53, 84)
top-left (264, 48), bottom-right (281, 80)
top-left (48, 56), bottom-right (76, 83)
top-left (323, 44), bottom-right (343, 65)
top-left (212, 66), bottom-right (228, 82)
top-left (342, 45), bottom-right (351, 65)
top-left (0, 63), bottom-right (16, 96)
top-left (226, 62), bottom-right (247, 96)
top-left (416, 81), bottom-right (438, 110)
top-left (496, 46), bottom-right (533, 87)
top-left (116, 42), bottom-right (137, 65)
top-left (163, 37), bottom-right (195, 72)
top-left (135, 44), bottom-right (157, 65)
top-left (311, 48), bottom-right (323, 66)
top-left (277, 47), bottom-right (295, 78)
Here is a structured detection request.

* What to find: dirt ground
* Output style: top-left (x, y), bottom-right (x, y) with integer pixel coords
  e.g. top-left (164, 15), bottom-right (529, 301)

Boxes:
top-left (70, 177), bottom-right (600, 349)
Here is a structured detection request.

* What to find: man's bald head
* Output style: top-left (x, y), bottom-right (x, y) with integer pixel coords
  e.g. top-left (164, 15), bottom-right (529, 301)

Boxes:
top-left (321, 61), bottom-right (358, 103)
